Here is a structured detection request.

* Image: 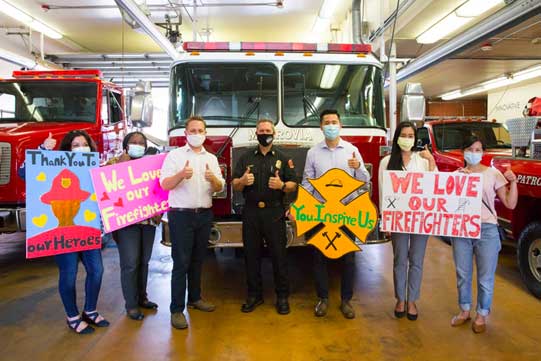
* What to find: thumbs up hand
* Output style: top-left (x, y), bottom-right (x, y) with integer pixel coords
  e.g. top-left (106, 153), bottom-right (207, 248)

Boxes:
top-left (180, 160), bottom-right (193, 179)
top-left (43, 132), bottom-right (56, 150)
top-left (204, 163), bottom-right (215, 182)
top-left (503, 164), bottom-right (517, 183)
top-left (348, 151), bottom-right (360, 169)
top-left (242, 166), bottom-right (255, 186)
top-left (268, 169), bottom-right (284, 190)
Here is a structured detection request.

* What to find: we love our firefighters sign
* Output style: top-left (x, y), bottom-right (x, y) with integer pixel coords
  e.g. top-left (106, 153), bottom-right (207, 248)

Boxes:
top-left (290, 168), bottom-right (378, 259)
top-left (381, 171), bottom-right (483, 238)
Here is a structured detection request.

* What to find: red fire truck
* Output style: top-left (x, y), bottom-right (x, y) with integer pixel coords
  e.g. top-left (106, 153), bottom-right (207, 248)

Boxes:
top-left (0, 69), bottom-right (127, 233)
top-left (165, 41), bottom-right (388, 247)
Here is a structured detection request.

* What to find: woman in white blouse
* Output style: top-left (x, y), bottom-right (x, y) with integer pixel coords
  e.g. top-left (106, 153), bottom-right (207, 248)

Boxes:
top-left (379, 121), bottom-right (437, 321)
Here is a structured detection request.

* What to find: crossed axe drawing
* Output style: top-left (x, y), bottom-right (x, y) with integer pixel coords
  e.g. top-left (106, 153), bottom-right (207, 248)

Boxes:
top-left (322, 231), bottom-right (341, 250)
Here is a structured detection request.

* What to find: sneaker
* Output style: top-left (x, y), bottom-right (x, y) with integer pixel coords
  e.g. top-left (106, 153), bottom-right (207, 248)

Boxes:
top-left (187, 299), bottom-right (216, 312)
top-left (340, 300), bottom-right (355, 319)
top-left (171, 312), bottom-right (188, 329)
top-left (314, 298), bottom-right (328, 317)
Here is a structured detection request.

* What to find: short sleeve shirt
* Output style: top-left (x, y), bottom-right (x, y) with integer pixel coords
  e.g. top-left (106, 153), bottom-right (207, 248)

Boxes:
top-left (481, 167), bottom-right (508, 224)
top-left (232, 146), bottom-right (297, 203)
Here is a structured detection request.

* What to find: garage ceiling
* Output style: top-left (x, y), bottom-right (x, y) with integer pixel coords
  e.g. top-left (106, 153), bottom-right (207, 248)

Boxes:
top-left (1, 0), bottom-right (540, 98)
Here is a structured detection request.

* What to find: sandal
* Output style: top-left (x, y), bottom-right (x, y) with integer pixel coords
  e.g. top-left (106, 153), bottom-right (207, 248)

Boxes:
top-left (451, 314), bottom-right (471, 327)
top-left (67, 317), bottom-right (95, 334)
top-left (82, 311), bottom-right (110, 327)
top-left (139, 299), bottom-right (158, 310)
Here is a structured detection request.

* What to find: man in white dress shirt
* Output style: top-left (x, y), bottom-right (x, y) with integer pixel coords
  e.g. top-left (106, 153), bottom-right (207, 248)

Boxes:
top-left (160, 116), bottom-right (225, 330)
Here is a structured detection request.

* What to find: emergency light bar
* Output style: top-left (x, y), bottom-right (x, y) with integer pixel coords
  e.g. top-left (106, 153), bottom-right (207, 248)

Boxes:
top-left (183, 42), bottom-right (372, 54)
top-left (12, 69), bottom-right (103, 79)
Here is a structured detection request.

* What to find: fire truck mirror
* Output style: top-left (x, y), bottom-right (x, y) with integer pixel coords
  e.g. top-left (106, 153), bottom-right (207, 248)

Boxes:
top-left (400, 82), bottom-right (426, 124)
top-left (130, 81), bottom-right (153, 128)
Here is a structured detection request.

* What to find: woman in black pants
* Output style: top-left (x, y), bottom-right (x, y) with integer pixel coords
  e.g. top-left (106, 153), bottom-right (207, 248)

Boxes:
top-left (109, 131), bottom-right (161, 320)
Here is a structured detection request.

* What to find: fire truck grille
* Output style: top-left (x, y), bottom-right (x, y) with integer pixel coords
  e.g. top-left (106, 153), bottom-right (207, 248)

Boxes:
top-left (0, 142), bottom-right (11, 185)
top-left (231, 145), bottom-right (309, 214)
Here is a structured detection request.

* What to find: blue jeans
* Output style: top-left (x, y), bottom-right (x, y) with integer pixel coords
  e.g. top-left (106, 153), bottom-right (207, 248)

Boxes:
top-left (168, 209), bottom-right (213, 314)
top-left (391, 232), bottom-right (429, 302)
top-left (55, 249), bottom-right (104, 318)
top-left (452, 223), bottom-right (501, 316)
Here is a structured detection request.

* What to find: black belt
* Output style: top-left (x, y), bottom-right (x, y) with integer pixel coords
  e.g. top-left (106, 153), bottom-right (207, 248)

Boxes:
top-left (245, 200), bottom-right (283, 209)
top-left (169, 207), bottom-right (211, 213)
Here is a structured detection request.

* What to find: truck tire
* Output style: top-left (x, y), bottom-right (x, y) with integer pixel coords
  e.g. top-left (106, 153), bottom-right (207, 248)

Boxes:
top-left (517, 221), bottom-right (541, 299)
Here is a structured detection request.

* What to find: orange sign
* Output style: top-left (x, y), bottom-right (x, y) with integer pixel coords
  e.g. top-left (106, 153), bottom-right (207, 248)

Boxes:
top-left (290, 168), bottom-right (378, 259)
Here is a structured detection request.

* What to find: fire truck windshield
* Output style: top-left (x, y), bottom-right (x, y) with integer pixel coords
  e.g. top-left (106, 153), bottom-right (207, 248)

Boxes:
top-left (170, 62), bottom-right (278, 128)
top-left (282, 63), bottom-right (385, 128)
top-left (0, 81), bottom-right (98, 123)
top-left (433, 122), bottom-right (512, 150)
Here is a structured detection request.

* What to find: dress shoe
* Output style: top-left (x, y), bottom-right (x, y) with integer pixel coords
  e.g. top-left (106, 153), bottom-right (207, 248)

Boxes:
top-left (171, 312), bottom-right (188, 329)
top-left (340, 301), bottom-right (356, 319)
top-left (276, 298), bottom-right (290, 315)
top-left (139, 299), bottom-right (158, 310)
top-left (127, 308), bottom-right (144, 321)
top-left (187, 299), bottom-right (216, 312)
top-left (314, 298), bottom-right (328, 317)
top-left (241, 297), bottom-right (264, 313)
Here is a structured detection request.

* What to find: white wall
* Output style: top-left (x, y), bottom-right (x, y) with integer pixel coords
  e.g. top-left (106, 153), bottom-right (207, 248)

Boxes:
top-left (487, 80), bottom-right (541, 122)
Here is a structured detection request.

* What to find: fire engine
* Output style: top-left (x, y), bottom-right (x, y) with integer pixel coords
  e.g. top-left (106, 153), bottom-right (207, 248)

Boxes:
top-left (164, 41), bottom-right (388, 247)
top-left (0, 69), bottom-right (128, 233)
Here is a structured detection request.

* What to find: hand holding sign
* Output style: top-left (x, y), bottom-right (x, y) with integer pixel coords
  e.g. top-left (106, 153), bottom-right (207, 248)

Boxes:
top-left (42, 132), bottom-right (56, 150)
top-left (180, 160), bottom-right (193, 179)
top-left (204, 163), bottom-right (215, 182)
top-left (268, 169), bottom-right (284, 190)
top-left (242, 166), bottom-right (254, 186)
top-left (348, 152), bottom-right (360, 169)
top-left (502, 165), bottom-right (517, 183)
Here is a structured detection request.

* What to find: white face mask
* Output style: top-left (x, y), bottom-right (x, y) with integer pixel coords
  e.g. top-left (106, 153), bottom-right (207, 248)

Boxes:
top-left (127, 144), bottom-right (145, 158)
top-left (186, 134), bottom-right (206, 148)
top-left (464, 151), bottom-right (483, 165)
top-left (397, 137), bottom-right (415, 151)
top-left (72, 146), bottom-right (91, 153)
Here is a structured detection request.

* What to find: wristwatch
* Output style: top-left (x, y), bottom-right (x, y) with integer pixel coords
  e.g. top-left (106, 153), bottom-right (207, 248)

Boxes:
top-left (281, 181), bottom-right (286, 191)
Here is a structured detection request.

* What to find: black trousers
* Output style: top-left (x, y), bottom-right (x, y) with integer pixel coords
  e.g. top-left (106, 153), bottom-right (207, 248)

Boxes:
top-left (242, 205), bottom-right (289, 299)
top-left (168, 209), bottom-right (213, 313)
top-left (313, 248), bottom-right (355, 301)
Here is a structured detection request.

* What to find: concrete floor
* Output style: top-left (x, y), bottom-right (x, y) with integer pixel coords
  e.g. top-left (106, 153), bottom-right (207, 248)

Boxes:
top-left (0, 231), bottom-right (539, 361)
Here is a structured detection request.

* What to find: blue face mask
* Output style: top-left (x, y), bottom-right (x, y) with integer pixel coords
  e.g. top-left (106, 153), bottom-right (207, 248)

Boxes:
top-left (322, 124), bottom-right (340, 140)
top-left (128, 144), bottom-right (145, 158)
top-left (464, 151), bottom-right (483, 165)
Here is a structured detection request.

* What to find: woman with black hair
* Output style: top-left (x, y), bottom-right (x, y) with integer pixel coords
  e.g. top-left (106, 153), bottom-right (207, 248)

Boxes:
top-left (55, 130), bottom-right (110, 334)
top-left (109, 131), bottom-right (160, 321)
top-left (450, 135), bottom-right (517, 333)
top-left (378, 121), bottom-right (436, 321)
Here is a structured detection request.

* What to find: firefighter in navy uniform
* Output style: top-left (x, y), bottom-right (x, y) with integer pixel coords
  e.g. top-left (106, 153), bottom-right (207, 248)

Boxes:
top-left (232, 119), bottom-right (298, 315)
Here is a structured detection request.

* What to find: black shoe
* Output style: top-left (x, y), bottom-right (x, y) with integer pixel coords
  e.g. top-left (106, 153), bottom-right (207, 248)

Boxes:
top-left (241, 297), bottom-right (264, 313)
top-left (139, 299), bottom-right (158, 310)
top-left (276, 298), bottom-right (290, 315)
top-left (394, 310), bottom-right (406, 318)
top-left (127, 308), bottom-right (144, 321)
top-left (314, 298), bottom-right (328, 317)
top-left (406, 302), bottom-right (418, 321)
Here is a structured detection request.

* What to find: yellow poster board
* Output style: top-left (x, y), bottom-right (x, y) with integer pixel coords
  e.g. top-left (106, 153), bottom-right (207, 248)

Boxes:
top-left (290, 168), bottom-right (378, 259)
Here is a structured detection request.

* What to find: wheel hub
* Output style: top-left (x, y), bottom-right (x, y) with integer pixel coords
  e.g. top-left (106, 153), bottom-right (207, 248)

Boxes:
top-left (529, 238), bottom-right (541, 282)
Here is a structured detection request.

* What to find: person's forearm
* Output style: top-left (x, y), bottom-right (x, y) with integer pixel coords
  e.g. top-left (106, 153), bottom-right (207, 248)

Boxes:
top-left (232, 178), bottom-right (245, 192)
top-left (161, 172), bottom-right (185, 190)
top-left (283, 181), bottom-right (297, 193)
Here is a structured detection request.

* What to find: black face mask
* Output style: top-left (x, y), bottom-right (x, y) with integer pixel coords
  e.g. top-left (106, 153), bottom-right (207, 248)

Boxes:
top-left (257, 134), bottom-right (274, 147)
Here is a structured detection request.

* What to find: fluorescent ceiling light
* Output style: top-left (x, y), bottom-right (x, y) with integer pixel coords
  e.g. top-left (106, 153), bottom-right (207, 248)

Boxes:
top-left (456, 0), bottom-right (503, 17)
top-left (0, 47), bottom-right (42, 69)
top-left (417, 12), bottom-right (471, 44)
top-left (318, 0), bottom-right (339, 19)
top-left (320, 65), bottom-right (340, 89)
top-left (0, 0), bottom-right (62, 39)
top-left (440, 64), bottom-right (541, 100)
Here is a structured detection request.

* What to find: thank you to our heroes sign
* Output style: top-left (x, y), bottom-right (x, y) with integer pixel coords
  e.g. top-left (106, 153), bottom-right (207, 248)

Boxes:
top-left (90, 154), bottom-right (169, 233)
top-left (381, 171), bottom-right (483, 238)
top-left (25, 150), bottom-right (101, 258)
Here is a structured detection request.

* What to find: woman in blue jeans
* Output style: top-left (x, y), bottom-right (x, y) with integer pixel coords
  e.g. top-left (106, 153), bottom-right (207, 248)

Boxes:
top-left (108, 132), bottom-right (160, 321)
top-left (379, 121), bottom-right (437, 321)
top-left (55, 130), bottom-right (109, 334)
top-left (451, 136), bottom-right (517, 333)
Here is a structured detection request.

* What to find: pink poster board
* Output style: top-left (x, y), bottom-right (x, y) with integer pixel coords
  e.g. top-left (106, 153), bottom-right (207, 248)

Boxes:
top-left (90, 154), bottom-right (169, 233)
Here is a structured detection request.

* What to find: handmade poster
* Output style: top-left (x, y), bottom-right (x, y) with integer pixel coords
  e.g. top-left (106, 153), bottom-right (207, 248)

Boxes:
top-left (290, 168), bottom-right (378, 259)
top-left (380, 171), bottom-right (483, 238)
top-left (90, 154), bottom-right (169, 233)
top-left (25, 150), bottom-right (101, 258)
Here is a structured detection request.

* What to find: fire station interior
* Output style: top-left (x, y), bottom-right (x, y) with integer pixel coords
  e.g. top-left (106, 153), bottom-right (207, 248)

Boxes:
top-left (1, 1), bottom-right (541, 360)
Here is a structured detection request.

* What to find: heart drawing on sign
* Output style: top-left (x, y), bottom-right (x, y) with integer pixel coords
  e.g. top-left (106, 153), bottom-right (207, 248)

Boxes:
top-left (84, 209), bottom-right (97, 222)
top-left (114, 197), bottom-right (124, 208)
top-left (32, 214), bottom-right (48, 228)
top-left (100, 192), bottom-right (110, 201)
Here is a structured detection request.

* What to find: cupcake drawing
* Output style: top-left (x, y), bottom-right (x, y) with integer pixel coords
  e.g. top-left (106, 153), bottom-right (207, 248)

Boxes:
top-left (41, 169), bottom-right (90, 227)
